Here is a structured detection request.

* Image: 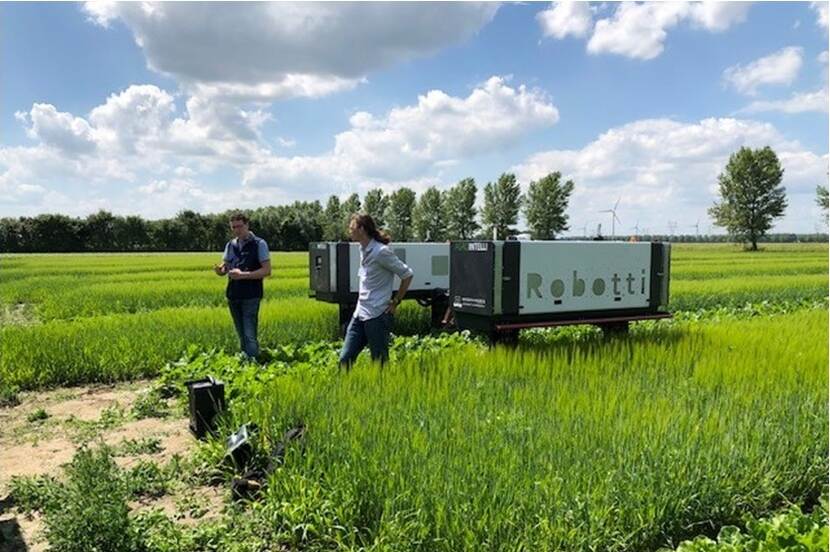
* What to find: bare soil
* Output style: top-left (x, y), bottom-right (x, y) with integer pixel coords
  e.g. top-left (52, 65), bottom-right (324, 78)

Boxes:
top-left (0, 380), bottom-right (222, 551)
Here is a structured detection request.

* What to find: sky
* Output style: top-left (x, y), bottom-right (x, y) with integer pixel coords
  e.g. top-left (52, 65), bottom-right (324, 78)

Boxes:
top-left (1, 1), bottom-right (828, 235)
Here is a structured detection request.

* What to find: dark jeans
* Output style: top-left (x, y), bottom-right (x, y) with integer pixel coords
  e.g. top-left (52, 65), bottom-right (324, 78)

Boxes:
top-left (339, 312), bottom-right (393, 367)
top-left (228, 297), bottom-right (261, 359)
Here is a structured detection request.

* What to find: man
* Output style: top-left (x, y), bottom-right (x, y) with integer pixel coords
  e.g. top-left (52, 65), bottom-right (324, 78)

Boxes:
top-left (214, 213), bottom-right (271, 360)
top-left (339, 213), bottom-right (413, 366)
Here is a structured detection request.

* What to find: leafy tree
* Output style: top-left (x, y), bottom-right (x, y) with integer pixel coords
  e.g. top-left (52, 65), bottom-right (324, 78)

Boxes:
top-left (481, 173), bottom-right (523, 240)
top-left (524, 172), bottom-right (574, 239)
top-left (323, 195), bottom-right (343, 241)
top-left (341, 193), bottom-right (362, 234)
top-left (413, 186), bottom-right (446, 241)
top-left (149, 218), bottom-right (188, 250)
top-left (113, 215), bottom-right (150, 251)
top-left (30, 214), bottom-right (81, 252)
top-left (80, 210), bottom-right (118, 251)
top-left (444, 178), bottom-right (479, 240)
top-left (708, 146), bottom-right (787, 251)
top-left (385, 187), bottom-right (416, 241)
top-left (174, 210), bottom-right (209, 250)
top-left (817, 184), bottom-right (828, 212)
top-left (363, 189), bottom-right (388, 228)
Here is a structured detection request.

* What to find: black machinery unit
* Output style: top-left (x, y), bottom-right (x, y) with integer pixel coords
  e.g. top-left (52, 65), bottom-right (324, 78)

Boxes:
top-left (186, 377), bottom-right (225, 439)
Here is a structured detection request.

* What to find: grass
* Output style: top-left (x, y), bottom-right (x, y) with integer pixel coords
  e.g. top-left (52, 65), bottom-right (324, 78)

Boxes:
top-left (7, 309), bottom-right (827, 551)
top-left (215, 309), bottom-right (828, 551)
top-left (0, 243), bottom-right (826, 391)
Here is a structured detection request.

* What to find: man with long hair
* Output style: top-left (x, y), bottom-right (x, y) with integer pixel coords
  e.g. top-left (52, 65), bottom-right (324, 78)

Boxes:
top-left (340, 213), bottom-right (413, 366)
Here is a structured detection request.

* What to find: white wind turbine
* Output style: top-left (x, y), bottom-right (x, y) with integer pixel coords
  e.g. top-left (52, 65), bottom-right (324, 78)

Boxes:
top-left (690, 219), bottom-right (700, 236)
top-left (599, 197), bottom-right (621, 239)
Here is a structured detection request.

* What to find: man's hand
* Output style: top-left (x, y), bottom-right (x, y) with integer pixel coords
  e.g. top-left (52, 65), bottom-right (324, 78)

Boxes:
top-left (385, 299), bottom-right (399, 315)
top-left (214, 263), bottom-right (228, 276)
top-left (228, 268), bottom-right (246, 280)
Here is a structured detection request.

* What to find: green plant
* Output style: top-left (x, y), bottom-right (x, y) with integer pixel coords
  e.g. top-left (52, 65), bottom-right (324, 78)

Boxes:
top-left (116, 437), bottom-right (163, 456)
top-left (8, 474), bottom-right (61, 512)
top-left (664, 492), bottom-right (829, 551)
top-left (131, 389), bottom-right (169, 419)
top-left (42, 446), bottom-right (142, 552)
top-left (26, 407), bottom-right (49, 422)
top-left (0, 384), bottom-right (20, 407)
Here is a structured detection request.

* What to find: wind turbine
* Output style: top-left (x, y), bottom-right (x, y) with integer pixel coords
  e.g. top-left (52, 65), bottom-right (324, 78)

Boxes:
top-left (599, 197), bottom-right (621, 239)
top-left (581, 222), bottom-right (590, 238)
top-left (667, 220), bottom-right (677, 236)
top-left (689, 219), bottom-right (700, 236)
top-left (631, 220), bottom-right (640, 237)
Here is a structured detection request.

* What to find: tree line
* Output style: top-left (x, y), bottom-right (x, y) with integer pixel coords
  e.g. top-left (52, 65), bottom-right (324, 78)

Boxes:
top-left (1, 146), bottom-right (827, 253)
top-left (0, 171), bottom-right (574, 252)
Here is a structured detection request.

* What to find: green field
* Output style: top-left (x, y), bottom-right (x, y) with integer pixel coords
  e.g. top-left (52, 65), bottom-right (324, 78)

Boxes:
top-left (1, 243), bottom-right (827, 389)
top-left (0, 243), bottom-right (827, 551)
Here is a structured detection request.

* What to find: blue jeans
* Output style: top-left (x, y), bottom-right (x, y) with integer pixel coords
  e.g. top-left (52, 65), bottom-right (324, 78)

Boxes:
top-left (339, 312), bottom-right (393, 367)
top-left (228, 297), bottom-right (261, 359)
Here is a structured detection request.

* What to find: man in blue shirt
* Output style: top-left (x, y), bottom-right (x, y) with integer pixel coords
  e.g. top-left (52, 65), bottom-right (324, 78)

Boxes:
top-left (214, 213), bottom-right (271, 360)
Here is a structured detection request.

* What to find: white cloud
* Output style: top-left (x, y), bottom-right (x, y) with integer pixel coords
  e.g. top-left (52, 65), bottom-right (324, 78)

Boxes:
top-left (82, 2), bottom-right (498, 101)
top-left (687, 1), bottom-right (750, 32)
top-left (88, 85), bottom-right (176, 154)
top-left (1, 76), bottom-right (558, 217)
top-left (512, 117), bottom-right (827, 233)
top-left (723, 46), bottom-right (803, 96)
top-left (812, 1), bottom-right (829, 30)
top-left (537, 2), bottom-right (593, 39)
top-left (25, 104), bottom-right (97, 155)
top-left (577, 1), bottom-right (749, 60)
top-left (15, 84), bottom-right (273, 168)
top-left (1, 79), bottom-right (283, 218)
top-left (740, 89), bottom-right (829, 114)
top-left (587, 2), bottom-right (687, 60)
top-left (243, 76), bottom-right (559, 189)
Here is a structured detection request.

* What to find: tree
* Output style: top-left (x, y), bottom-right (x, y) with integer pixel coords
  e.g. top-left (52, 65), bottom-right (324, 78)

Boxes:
top-left (150, 218), bottom-right (187, 250)
top-left (444, 178), bottom-right (479, 240)
top-left (80, 210), bottom-right (118, 251)
top-left (363, 188), bottom-right (388, 228)
top-left (708, 146), bottom-right (787, 251)
top-left (323, 195), bottom-right (343, 241)
top-left (481, 173), bottom-right (523, 240)
top-left (385, 187), bottom-right (416, 241)
top-left (524, 172), bottom-right (574, 240)
top-left (115, 215), bottom-right (150, 251)
top-left (274, 201), bottom-right (324, 250)
top-left (174, 210), bottom-right (210, 250)
top-left (817, 184), bottom-right (828, 212)
top-left (412, 186), bottom-right (446, 241)
top-left (207, 213), bottom-right (232, 252)
top-left (30, 214), bottom-right (81, 252)
top-left (341, 193), bottom-right (361, 233)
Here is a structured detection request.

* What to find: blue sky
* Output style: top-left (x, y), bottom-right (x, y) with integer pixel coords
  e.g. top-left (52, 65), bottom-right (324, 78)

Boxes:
top-left (1, 1), bottom-right (828, 234)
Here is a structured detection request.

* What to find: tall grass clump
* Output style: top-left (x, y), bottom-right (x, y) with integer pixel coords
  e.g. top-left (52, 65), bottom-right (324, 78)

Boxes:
top-left (209, 309), bottom-right (828, 551)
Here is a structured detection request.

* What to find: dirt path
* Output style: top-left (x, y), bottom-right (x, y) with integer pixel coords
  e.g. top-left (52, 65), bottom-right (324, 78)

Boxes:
top-left (0, 380), bottom-right (206, 551)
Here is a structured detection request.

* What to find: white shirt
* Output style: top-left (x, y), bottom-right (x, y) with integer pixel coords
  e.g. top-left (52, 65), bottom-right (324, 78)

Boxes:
top-left (354, 239), bottom-right (414, 321)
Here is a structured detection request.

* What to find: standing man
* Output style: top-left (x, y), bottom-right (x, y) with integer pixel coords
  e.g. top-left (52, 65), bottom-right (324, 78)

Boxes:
top-left (214, 213), bottom-right (271, 361)
top-left (339, 213), bottom-right (414, 367)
